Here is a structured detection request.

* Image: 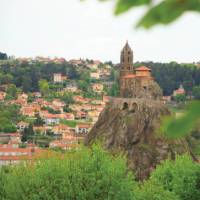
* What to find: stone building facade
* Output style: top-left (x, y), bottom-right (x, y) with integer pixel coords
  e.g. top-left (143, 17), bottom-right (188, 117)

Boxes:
top-left (119, 42), bottom-right (162, 99)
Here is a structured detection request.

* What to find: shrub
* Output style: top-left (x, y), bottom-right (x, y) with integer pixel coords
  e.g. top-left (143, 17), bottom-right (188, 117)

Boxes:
top-left (148, 155), bottom-right (200, 200)
top-left (1, 145), bottom-right (136, 200)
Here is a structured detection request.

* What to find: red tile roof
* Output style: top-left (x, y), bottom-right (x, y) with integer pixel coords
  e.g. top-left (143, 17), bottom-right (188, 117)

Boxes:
top-left (123, 74), bottom-right (135, 79)
top-left (135, 66), bottom-right (151, 71)
top-left (0, 133), bottom-right (20, 137)
top-left (77, 124), bottom-right (91, 128)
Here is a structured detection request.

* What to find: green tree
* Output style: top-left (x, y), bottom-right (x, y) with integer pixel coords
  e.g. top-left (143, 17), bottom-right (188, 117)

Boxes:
top-left (174, 94), bottom-right (186, 103)
top-left (135, 183), bottom-right (180, 200)
top-left (22, 76), bottom-right (32, 93)
top-left (193, 86), bottom-right (200, 99)
top-left (148, 155), bottom-right (200, 200)
top-left (78, 80), bottom-right (89, 92)
top-left (63, 105), bottom-right (73, 113)
top-left (39, 79), bottom-right (49, 96)
top-left (0, 117), bottom-right (17, 133)
top-left (0, 52), bottom-right (8, 60)
top-left (6, 84), bottom-right (18, 100)
top-left (34, 113), bottom-right (44, 126)
top-left (0, 74), bottom-right (13, 84)
top-left (109, 68), bottom-right (119, 82)
top-left (61, 92), bottom-right (74, 104)
top-left (21, 124), bottom-right (35, 142)
top-left (106, 82), bottom-right (120, 97)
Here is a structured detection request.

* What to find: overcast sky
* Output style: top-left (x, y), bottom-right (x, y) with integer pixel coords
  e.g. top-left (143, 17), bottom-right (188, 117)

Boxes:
top-left (1, 0), bottom-right (200, 63)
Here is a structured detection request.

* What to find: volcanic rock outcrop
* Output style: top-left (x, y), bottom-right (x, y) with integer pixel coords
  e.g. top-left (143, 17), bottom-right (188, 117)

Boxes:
top-left (85, 98), bottom-right (190, 179)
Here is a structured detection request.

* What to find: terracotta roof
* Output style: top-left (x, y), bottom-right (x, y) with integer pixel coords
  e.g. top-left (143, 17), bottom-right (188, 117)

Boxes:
top-left (0, 156), bottom-right (27, 161)
top-left (123, 74), bottom-right (135, 79)
top-left (174, 89), bottom-right (185, 94)
top-left (0, 147), bottom-right (33, 153)
top-left (77, 124), bottom-right (90, 128)
top-left (135, 66), bottom-right (151, 71)
top-left (0, 133), bottom-right (20, 137)
top-left (135, 75), bottom-right (153, 79)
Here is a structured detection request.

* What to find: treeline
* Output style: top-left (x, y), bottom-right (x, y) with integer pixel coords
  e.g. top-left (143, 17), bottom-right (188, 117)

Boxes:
top-left (1, 60), bottom-right (200, 96)
top-left (0, 145), bottom-right (199, 200)
top-left (0, 52), bottom-right (8, 60)
top-left (0, 61), bottom-right (81, 92)
top-left (135, 61), bottom-right (200, 95)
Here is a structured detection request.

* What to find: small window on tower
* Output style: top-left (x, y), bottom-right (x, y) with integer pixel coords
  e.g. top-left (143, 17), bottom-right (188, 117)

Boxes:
top-left (128, 51), bottom-right (130, 54)
top-left (128, 57), bottom-right (130, 62)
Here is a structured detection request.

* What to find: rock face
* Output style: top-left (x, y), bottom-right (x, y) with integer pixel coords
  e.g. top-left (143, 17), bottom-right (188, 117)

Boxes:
top-left (85, 98), bottom-right (190, 180)
top-left (122, 80), bottom-right (162, 100)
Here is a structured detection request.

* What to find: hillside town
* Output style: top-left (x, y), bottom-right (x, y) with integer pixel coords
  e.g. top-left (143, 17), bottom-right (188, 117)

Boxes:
top-left (0, 42), bottom-right (200, 166)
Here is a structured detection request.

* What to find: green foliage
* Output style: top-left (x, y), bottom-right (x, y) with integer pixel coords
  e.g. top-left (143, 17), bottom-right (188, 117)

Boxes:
top-left (115, 0), bottom-right (151, 15)
top-left (193, 85), bottom-right (200, 99)
top-left (0, 73), bottom-right (13, 85)
top-left (34, 113), bottom-right (45, 126)
top-left (39, 79), bottom-right (49, 96)
top-left (97, 0), bottom-right (200, 28)
top-left (110, 68), bottom-right (119, 82)
top-left (61, 92), bottom-right (74, 104)
top-left (1, 145), bottom-right (136, 200)
top-left (0, 61), bottom-right (78, 93)
top-left (6, 84), bottom-right (17, 100)
top-left (63, 105), bottom-right (73, 113)
top-left (1, 145), bottom-right (200, 199)
top-left (78, 80), bottom-right (90, 92)
top-left (135, 182), bottom-right (180, 200)
top-left (105, 82), bottom-right (120, 96)
top-left (160, 101), bottom-right (200, 139)
top-left (21, 124), bottom-right (35, 142)
top-left (0, 104), bottom-right (20, 133)
top-left (0, 52), bottom-right (8, 60)
top-left (27, 93), bottom-right (33, 102)
top-left (42, 106), bottom-right (61, 114)
top-left (174, 94), bottom-right (186, 103)
top-left (137, 0), bottom-right (200, 28)
top-left (60, 119), bottom-right (77, 127)
top-left (18, 143), bottom-right (27, 148)
top-left (148, 155), bottom-right (200, 200)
